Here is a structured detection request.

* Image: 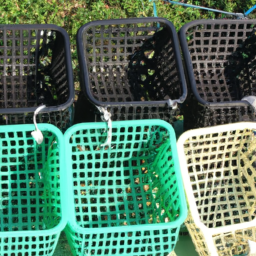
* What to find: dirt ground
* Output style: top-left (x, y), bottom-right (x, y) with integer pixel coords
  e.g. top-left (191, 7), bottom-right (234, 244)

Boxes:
top-left (53, 232), bottom-right (72, 256)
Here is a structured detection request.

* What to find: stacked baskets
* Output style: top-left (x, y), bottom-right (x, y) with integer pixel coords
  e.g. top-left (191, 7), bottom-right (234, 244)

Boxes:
top-left (1, 14), bottom-right (256, 256)
top-left (0, 19), bottom-right (188, 256)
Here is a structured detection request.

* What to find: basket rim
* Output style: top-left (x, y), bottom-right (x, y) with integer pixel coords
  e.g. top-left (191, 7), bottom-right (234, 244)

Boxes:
top-left (0, 123), bottom-right (67, 237)
top-left (179, 19), bottom-right (256, 108)
top-left (64, 119), bottom-right (188, 233)
top-left (76, 17), bottom-right (187, 108)
top-left (0, 24), bottom-right (74, 114)
top-left (177, 122), bottom-right (256, 254)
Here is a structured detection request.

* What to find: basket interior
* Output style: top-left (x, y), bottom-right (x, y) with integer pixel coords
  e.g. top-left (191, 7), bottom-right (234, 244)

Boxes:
top-left (0, 27), bottom-right (69, 109)
top-left (82, 21), bottom-right (182, 103)
top-left (0, 129), bottom-right (62, 232)
top-left (185, 21), bottom-right (256, 102)
top-left (183, 128), bottom-right (256, 228)
top-left (68, 124), bottom-right (181, 229)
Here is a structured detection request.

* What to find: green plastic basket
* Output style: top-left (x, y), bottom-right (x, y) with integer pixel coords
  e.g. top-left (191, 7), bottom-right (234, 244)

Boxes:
top-left (64, 120), bottom-right (187, 256)
top-left (0, 124), bottom-right (67, 256)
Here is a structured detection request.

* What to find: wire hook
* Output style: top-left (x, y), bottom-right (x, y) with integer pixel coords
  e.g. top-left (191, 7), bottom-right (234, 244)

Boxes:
top-left (96, 106), bottom-right (112, 148)
top-left (31, 105), bottom-right (46, 144)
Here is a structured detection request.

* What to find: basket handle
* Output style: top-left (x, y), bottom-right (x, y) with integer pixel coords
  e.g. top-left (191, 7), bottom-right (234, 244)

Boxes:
top-left (96, 106), bottom-right (112, 148)
top-left (31, 105), bottom-right (46, 144)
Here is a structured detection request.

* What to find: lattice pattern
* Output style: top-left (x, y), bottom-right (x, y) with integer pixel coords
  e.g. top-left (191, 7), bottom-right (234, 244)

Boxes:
top-left (0, 107), bottom-right (72, 131)
top-left (182, 127), bottom-right (256, 255)
top-left (0, 26), bottom-right (72, 129)
top-left (183, 98), bottom-right (256, 130)
top-left (0, 28), bottom-right (69, 108)
top-left (0, 234), bottom-right (60, 256)
top-left (0, 128), bottom-right (63, 255)
top-left (185, 21), bottom-right (256, 102)
top-left (75, 91), bottom-right (180, 124)
top-left (186, 213), bottom-right (256, 256)
top-left (127, 26), bottom-right (181, 102)
top-left (84, 22), bottom-right (182, 102)
top-left (65, 122), bottom-right (185, 255)
top-left (78, 19), bottom-right (185, 124)
top-left (50, 32), bottom-right (70, 105)
top-left (70, 125), bottom-right (179, 228)
top-left (66, 224), bottom-right (178, 256)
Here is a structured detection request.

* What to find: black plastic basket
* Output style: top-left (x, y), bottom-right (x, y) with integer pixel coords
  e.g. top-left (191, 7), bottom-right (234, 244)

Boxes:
top-left (0, 24), bottom-right (74, 131)
top-left (179, 19), bottom-right (256, 130)
top-left (76, 18), bottom-right (187, 124)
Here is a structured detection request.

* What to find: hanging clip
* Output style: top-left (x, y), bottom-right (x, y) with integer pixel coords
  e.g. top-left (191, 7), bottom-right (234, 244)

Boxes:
top-left (167, 99), bottom-right (181, 109)
top-left (96, 106), bottom-right (112, 148)
top-left (31, 105), bottom-right (46, 144)
top-left (242, 96), bottom-right (256, 111)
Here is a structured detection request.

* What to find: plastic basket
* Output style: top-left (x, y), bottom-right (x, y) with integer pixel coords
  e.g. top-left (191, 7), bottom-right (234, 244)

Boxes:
top-left (64, 120), bottom-right (187, 256)
top-left (177, 122), bottom-right (256, 256)
top-left (76, 18), bottom-right (187, 124)
top-left (0, 124), bottom-right (66, 255)
top-left (0, 25), bottom-right (74, 131)
top-left (179, 19), bottom-right (256, 130)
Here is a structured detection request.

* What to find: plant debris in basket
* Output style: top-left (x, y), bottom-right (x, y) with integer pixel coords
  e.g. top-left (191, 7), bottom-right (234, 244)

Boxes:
top-left (128, 27), bottom-right (172, 101)
top-left (72, 127), bottom-right (179, 228)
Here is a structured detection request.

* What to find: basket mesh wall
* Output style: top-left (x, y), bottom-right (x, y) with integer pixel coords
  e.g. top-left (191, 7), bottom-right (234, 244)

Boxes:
top-left (186, 21), bottom-right (256, 102)
top-left (0, 234), bottom-right (60, 256)
top-left (75, 91), bottom-right (180, 123)
top-left (0, 27), bottom-right (71, 128)
top-left (183, 99), bottom-right (256, 130)
top-left (65, 123), bottom-right (184, 255)
top-left (0, 129), bottom-right (62, 255)
top-left (182, 127), bottom-right (256, 255)
top-left (0, 107), bottom-right (72, 131)
top-left (66, 224), bottom-right (179, 256)
top-left (78, 20), bottom-right (184, 123)
top-left (0, 28), bottom-right (69, 108)
top-left (182, 20), bottom-right (256, 129)
top-left (186, 213), bottom-right (256, 256)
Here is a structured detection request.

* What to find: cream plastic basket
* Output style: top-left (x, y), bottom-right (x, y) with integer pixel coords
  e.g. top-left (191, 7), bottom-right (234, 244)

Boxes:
top-left (177, 122), bottom-right (256, 256)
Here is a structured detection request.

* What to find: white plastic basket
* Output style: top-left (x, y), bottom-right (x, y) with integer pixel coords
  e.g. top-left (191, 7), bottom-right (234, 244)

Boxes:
top-left (177, 122), bottom-right (256, 256)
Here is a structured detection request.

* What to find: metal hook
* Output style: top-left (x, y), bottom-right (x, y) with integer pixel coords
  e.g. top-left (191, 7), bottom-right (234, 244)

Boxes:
top-left (167, 99), bottom-right (181, 109)
top-left (31, 105), bottom-right (46, 144)
top-left (96, 106), bottom-right (112, 148)
top-left (242, 96), bottom-right (256, 111)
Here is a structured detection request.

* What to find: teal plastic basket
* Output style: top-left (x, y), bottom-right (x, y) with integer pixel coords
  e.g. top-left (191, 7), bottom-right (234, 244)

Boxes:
top-left (0, 124), bottom-right (67, 256)
top-left (64, 120), bottom-right (187, 256)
